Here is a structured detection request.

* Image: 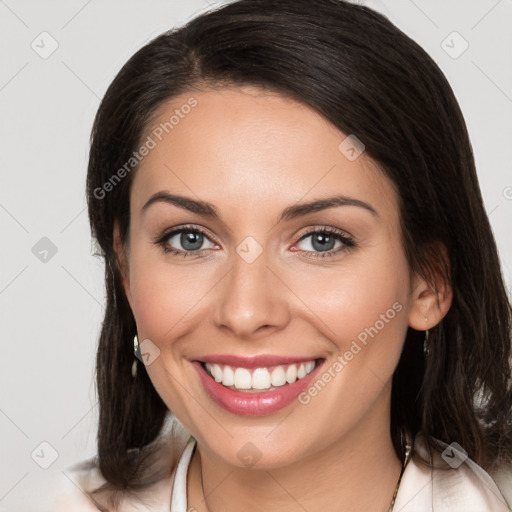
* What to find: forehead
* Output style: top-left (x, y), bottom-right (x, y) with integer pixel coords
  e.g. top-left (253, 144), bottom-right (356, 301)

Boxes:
top-left (131, 85), bottom-right (398, 225)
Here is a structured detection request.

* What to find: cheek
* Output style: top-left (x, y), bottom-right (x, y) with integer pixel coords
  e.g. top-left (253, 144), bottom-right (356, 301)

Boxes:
top-left (127, 250), bottom-right (218, 415)
top-left (290, 244), bottom-right (411, 361)
top-left (286, 249), bottom-right (411, 435)
top-left (128, 246), bottom-right (215, 345)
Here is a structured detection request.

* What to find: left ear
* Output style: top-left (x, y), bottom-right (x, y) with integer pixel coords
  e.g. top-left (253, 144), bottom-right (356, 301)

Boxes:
top-left (408, 242), bottom-right (453, 331)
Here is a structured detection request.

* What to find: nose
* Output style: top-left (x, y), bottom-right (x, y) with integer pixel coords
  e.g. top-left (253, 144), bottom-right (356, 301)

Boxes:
top-left (212, 248), bottom-right (291, 340)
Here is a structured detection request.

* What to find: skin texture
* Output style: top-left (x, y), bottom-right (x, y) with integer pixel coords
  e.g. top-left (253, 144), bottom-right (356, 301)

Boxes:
top-left (114, 85), bottom-right (452, 512)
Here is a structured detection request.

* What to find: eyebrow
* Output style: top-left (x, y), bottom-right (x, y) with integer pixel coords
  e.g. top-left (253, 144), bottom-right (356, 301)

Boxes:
top-left (141, 191), bottom-right (379, 222)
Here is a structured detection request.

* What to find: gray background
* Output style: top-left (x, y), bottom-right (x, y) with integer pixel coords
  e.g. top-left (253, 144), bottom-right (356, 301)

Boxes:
top-left (0, 0), bottom-right (511, 510)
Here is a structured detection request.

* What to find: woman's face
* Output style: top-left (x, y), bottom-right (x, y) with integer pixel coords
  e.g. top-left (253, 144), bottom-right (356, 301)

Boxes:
top-left (116, 85), bottom-right (428, 469)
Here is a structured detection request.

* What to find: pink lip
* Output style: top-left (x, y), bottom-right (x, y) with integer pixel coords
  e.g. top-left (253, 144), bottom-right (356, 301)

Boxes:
top-left (195, 354), bottom-right (319, 369)
top-left (191, 359), bottom-right (325, 416)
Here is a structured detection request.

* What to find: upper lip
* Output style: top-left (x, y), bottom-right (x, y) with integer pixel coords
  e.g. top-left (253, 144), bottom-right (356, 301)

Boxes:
top-left (194, 354), bottom-right (323, 369)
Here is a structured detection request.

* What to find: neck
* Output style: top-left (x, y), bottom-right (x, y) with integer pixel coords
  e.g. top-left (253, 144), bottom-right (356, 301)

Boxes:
top-left (187, 394), bottom-right (403, 512)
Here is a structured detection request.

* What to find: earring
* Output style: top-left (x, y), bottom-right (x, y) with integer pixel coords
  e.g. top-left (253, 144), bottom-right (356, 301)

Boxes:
top-left (132, 334), bottom-right (140, 378)
top-left (423, 317), bottom-right (430, 356)
top-left (424, 330), bottom-right (430, 355)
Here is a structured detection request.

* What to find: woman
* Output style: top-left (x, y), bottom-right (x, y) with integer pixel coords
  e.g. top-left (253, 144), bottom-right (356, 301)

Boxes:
top-left (50, 0), bottom-right (512, 510)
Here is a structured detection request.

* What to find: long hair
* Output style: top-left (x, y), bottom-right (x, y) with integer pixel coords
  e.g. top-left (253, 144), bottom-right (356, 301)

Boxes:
top-left (85, 0), bottom-right (512, 506)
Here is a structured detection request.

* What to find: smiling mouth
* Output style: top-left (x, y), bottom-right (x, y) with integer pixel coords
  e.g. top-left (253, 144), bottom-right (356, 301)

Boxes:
top-left (200, 358), bottom-right (324, 392)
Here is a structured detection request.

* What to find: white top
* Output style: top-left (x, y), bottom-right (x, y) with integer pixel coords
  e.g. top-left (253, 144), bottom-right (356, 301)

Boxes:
top-left (170, 435), bottom-right (196, 512)
top-left (42, 420), bottom-right (512, 511)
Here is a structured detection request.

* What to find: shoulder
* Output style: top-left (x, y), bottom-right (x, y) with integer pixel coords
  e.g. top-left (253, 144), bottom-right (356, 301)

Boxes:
top-left (42, 458), bottom-right (107, 512)
top-left (394, 431), bottom-right (512, 512)
top-left (38, 415), bottom-right (191, 512)
top-left (491, 462), bottom-right (512, 509)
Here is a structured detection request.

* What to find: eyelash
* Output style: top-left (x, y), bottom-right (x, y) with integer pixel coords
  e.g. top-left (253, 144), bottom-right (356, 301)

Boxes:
top-left (154, 225), bottom-right (356, 259)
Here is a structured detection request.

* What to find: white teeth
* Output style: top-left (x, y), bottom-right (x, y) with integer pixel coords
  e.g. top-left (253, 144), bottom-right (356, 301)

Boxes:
top-left (204, 360), bottom-right (318, 391)
top-left (212, 363), bottom-right (223, 383)
top-left (285, 364), bottom-right (297, 384)
top-left (270, 366), bottom-right (286, 387)
top-left (221, 365), bottom-right (235, 386)
top-left (252, 368), bottom-right (271, 389)
top-left (234, 368), bottom-right (252, 389)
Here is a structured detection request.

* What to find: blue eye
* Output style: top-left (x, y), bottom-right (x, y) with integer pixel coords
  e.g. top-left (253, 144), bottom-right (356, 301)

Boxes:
top-left (294, 228), bottom-right (355, 258)
top-left (156, 226), bottom-right (216, 257)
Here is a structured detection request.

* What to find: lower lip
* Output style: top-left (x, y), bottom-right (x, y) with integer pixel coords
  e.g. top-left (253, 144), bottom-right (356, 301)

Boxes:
top-left (191, 359), bottom-right (325, 416)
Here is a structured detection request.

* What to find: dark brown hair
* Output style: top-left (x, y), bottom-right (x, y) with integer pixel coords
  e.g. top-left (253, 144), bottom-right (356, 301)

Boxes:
top-left (84, 0), bottom-right (512, 508)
